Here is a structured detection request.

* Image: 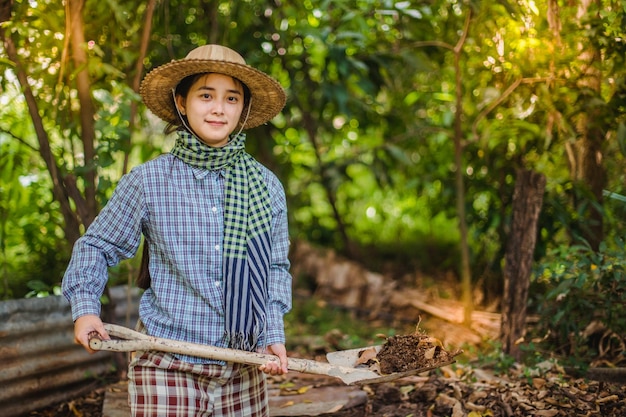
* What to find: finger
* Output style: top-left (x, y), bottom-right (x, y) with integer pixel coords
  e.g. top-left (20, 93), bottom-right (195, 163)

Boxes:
top-left (259, 364), bottom-right (275, 375)
top-left (260, 357), bottom-right (281, 375)
top-left (94, 323), bottom-right (111, 340)
top-left (279, 354), bottom-right (288, 374)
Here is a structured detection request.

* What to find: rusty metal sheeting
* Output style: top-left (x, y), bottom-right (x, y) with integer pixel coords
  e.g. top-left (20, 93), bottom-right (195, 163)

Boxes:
top-left (0, 285), bottom-right (140, 417)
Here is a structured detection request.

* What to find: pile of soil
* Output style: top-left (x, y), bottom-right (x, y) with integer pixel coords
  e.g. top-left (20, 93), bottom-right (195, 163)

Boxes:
top-left (376, 333), bottom-right (461, 374)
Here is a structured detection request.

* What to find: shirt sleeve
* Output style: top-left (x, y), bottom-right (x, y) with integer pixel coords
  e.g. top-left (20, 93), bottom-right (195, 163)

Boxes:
top-left (264, 173), bottom-right (292, 346)
top-left (62, 170), bottom-right (146, 321)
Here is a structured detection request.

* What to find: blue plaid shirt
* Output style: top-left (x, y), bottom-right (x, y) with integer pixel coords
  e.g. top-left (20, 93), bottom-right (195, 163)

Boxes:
top-left (62, 153), bottom-right (292, 363)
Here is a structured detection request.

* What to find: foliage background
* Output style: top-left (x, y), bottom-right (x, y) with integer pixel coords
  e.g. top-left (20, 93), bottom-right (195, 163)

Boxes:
top-left (1, 0), bottom-right (625, 365)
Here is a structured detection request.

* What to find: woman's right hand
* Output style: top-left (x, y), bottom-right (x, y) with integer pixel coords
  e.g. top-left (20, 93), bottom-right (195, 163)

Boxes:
top-left (74, 314), bottom-right (110, 353)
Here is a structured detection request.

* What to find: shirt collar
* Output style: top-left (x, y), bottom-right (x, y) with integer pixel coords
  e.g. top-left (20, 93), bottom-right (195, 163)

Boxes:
top-left (190, 165), bottom-right (226, 180)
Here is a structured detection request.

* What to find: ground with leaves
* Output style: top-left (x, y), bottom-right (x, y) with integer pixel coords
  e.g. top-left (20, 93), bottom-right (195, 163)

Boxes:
top-left (319, 365), bottom-right (626, 417)
top-left (29, 357), bottom-right (626, 417)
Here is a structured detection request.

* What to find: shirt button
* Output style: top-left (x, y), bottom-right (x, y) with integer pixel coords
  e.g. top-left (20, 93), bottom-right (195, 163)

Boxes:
top-left (212, 206), bottom-right (217, 213)
top-left (215, 281), bottom-right (221, 287)
top-left (215, 244), bottom-right (220, 251)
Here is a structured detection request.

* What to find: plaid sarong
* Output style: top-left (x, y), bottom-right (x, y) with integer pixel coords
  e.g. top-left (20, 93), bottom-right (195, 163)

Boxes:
top-left (128, 350), bottom-right (268, 416)
top-left (170, 131), bottom-right (271, 350)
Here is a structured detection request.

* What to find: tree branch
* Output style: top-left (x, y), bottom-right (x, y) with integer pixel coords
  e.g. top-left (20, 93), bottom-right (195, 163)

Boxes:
top-left (471, 77), bottom-right (559, 140)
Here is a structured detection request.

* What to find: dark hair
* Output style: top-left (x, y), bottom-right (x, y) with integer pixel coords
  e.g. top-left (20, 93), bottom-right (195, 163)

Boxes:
top-left (164, 73), bottom-right (251, 134)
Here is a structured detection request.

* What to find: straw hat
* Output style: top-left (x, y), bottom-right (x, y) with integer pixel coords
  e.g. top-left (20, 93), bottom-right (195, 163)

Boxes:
top-left (140, 45), bottom-right (286, 129)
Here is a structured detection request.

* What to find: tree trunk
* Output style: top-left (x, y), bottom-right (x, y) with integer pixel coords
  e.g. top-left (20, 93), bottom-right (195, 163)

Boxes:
top-left (68, 0), bottom-right (98, 227)
top-left (501, 168), bottom-right (546, 361)
top-left (453, 13), bottom-right (473, 326)
top-left (122, 0), bottom-right (157, 176)
top-left (557, 0), bottom-right (605, 251)
top-left (571, 0), bottom-right (605, 251)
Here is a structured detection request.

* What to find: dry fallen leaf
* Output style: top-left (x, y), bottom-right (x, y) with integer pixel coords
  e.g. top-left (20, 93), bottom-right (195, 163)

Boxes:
top-left (533, 410), bottom-right (559, 417)
top-left (279, 401), bottom-right (295, 408)
top-left (469, 410), bottom-right (494, 417)
top-left (596, 394), bottom-right (619, 404)
top-left (532, 378), bottom-right (547, 389)
top-left (417, 336), bottom-right (443, 348)
top-left (297, 386), bottom-right (312, 394)
top-left (536, 389), bottom-right (549, 400)
top-left (355, 347), bottom-right (378, 365)
top-left (424, 346), bottom-right (437, 360)
top-left (68, 401), bottom-right (83, 417)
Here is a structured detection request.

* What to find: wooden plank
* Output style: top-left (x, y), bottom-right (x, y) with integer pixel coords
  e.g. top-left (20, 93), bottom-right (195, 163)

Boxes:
top-left (103, 375), bottom-right (367, 417)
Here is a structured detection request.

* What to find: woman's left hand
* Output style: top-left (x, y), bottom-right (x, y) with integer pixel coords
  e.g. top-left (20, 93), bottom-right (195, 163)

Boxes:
top-left (258, 343), bottom-right (288, 375)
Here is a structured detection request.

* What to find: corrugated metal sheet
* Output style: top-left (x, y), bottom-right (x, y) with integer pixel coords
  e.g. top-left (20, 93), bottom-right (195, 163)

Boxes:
top-left (0, 285), bottom-right (140, 417)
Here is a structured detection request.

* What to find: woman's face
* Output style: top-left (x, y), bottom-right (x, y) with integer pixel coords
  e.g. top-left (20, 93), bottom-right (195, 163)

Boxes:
top-left (176, 73), bottom-right (245, 147)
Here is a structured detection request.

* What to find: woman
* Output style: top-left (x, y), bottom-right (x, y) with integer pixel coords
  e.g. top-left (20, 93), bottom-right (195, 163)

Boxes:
top-left (62, 44), bottom-right (292, 416)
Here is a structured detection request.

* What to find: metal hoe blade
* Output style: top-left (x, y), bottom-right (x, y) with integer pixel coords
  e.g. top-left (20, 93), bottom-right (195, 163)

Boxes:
top-left (326, 345), bottom-right (459, 385)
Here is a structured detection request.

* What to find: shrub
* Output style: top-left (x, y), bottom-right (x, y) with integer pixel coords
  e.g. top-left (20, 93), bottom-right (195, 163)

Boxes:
top-left (531, 238), bottom-right (626, 365)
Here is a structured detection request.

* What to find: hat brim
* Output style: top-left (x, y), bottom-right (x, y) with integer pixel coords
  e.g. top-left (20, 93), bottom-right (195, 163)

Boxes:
top-left (140, 59), bottom-right (286, 129)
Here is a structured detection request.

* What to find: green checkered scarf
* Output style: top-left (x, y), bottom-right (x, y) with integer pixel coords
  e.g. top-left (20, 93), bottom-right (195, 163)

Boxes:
top-left (171, 130), bottom-right (271, 350)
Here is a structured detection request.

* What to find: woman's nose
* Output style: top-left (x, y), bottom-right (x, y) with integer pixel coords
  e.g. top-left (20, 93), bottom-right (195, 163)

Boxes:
top-left (211, 99), bottom-right (225, 114)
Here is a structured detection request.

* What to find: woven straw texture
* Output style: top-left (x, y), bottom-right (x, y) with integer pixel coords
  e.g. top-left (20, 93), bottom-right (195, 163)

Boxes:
top-left (140, 45), bottom-right (286, 129)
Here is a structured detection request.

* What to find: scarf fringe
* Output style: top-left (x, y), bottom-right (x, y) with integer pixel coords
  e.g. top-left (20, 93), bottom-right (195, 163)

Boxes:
top-left (225, 326), bottom-right (266, 351)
